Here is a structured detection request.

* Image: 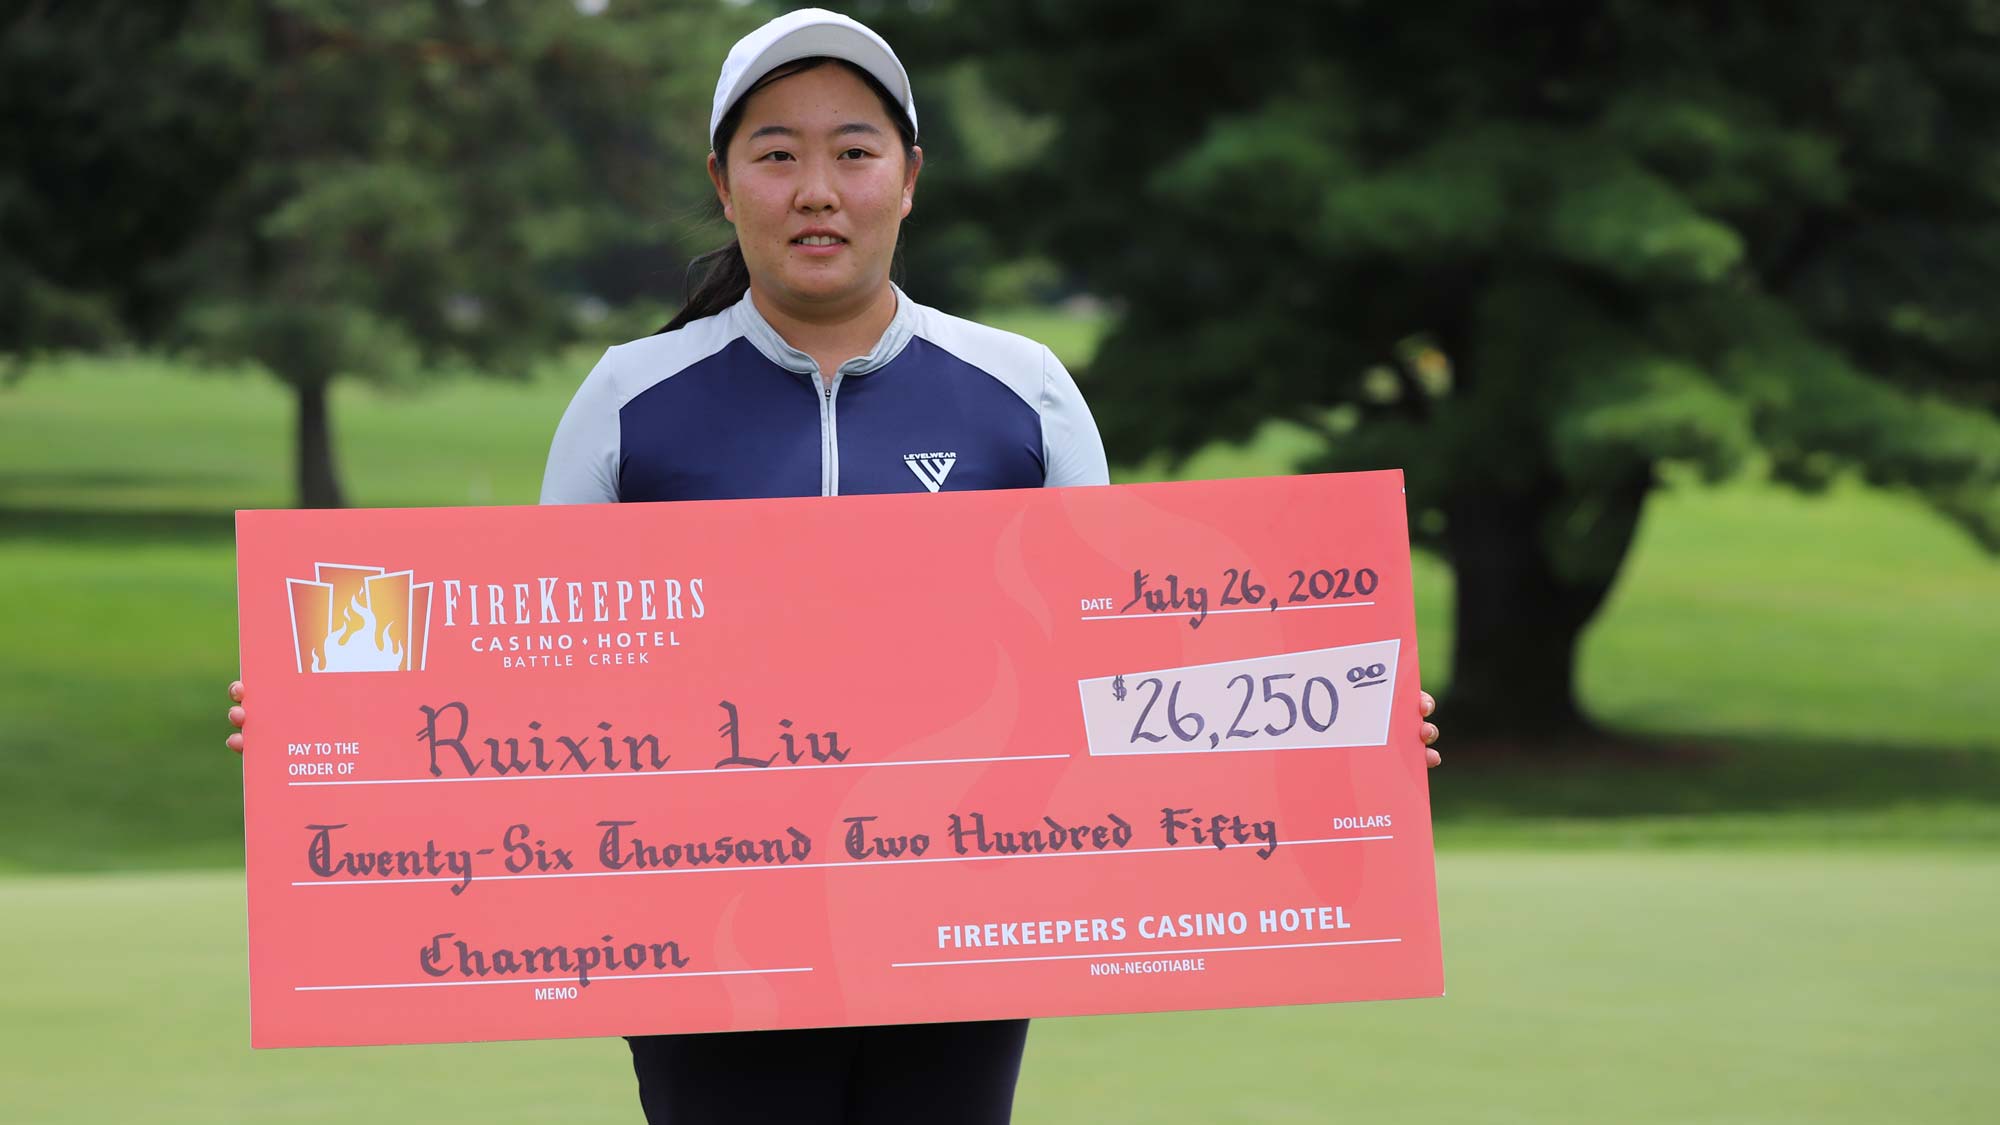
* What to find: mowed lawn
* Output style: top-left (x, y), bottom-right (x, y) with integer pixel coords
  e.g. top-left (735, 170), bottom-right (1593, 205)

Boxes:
top-left (1, 347), bottom-right (1997, 1123)
top-left (1, 853), bottom-right (1992, 1124)
top-left (2, 351), bottom-right (1996, 868)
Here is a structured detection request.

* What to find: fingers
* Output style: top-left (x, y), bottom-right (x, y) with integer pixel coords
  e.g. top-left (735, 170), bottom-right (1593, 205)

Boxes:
top-left (1421, 704), bottom-right (1442, 768)
top-left (1418, 691), bottom-right (1441, 768)
top-left (228, 682), bottom-right (247, 755)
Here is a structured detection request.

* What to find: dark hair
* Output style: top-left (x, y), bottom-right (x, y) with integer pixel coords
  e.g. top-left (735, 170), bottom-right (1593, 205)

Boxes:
top-left (657, 57), bottom-right (919, 334)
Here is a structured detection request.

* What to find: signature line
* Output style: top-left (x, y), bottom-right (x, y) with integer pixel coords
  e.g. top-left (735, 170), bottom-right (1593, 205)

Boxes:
top-left (295, 966), bottom-right (814, 992)
top-left (892, 937), bottom-right (1402, 968)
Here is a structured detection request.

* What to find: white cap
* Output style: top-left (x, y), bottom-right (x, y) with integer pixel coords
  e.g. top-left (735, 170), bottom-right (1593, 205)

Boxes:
top-left (709, 8), bottom-right (918, 151)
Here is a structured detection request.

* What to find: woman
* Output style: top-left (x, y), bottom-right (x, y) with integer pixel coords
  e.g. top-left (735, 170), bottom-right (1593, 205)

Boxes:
top-left (228, 9), bottom-right (1442, 1122)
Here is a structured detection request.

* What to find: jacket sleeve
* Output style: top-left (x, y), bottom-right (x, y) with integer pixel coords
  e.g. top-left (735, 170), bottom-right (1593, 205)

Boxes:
top-left (539, 349), bottom-right (622, 505)
top-left (1040, 346), bottom-right (1111, 487)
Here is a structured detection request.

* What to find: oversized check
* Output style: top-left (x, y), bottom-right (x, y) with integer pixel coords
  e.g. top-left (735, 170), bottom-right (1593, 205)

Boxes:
top-left (234, 470), bottom-right (1443, 1048)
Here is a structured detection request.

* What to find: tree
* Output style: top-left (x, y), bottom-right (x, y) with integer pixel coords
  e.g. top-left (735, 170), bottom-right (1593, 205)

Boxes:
top-left (0, 2), bottom-right (250, 361)
top-left (922, 0), bottom-right (2000, 735)
top-left (162, 0), bottom-right (746, 506)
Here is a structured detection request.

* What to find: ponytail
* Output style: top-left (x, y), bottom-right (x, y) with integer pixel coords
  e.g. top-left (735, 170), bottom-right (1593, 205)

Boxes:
top-left (657, 240), bottom-right (750, 334)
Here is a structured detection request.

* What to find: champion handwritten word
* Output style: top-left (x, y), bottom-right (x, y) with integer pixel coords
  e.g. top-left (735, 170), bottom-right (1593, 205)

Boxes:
top-left (420, 931), bottom-right (690, 989)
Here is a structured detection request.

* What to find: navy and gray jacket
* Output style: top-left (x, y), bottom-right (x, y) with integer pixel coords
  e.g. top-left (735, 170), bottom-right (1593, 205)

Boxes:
top-left (539, 287), bottom-right (1109, 505)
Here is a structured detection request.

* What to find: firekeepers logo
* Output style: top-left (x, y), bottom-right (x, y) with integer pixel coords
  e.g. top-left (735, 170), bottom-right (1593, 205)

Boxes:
top-left (286, 563), bottom-right (434, 673)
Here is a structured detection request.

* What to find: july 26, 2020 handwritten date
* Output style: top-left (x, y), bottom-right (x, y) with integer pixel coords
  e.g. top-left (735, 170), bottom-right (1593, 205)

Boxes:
top-left (1081, 565), bottom-right (1384, 629)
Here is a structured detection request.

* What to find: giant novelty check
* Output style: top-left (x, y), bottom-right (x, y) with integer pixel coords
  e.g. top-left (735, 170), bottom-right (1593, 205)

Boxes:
top-left (234, 471), bottom-right (1443, 1048)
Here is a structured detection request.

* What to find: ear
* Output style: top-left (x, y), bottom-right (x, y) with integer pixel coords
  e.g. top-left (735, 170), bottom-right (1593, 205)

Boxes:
top-left (708, 152), bottom-right (735, 224)
top-left (900, 145), bottom-right (924, 219)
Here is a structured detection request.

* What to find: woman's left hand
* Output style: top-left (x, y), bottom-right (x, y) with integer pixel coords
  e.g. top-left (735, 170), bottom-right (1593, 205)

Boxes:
top-left (1420, 690), bottom-right (1442, 768)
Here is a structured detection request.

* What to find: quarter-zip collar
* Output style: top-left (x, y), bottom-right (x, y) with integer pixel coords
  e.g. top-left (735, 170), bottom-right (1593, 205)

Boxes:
top-left (727, 285), bottom-right (915, 498)
top-left (728, 284), bottom-right (916, 381)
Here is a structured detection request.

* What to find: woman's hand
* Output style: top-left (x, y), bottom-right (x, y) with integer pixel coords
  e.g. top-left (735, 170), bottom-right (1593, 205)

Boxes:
top-left (1420, 690), bottom-right (1441, 768)
top-left (227, 680), bottom-right (246, 754)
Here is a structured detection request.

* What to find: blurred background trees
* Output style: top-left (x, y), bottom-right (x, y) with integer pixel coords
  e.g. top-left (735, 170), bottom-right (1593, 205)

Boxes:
top-left (4, 0), bottom-right (747, 505)
top-left (4, 0), bottom-right (1997, 736)
top-left (1, 2), bottom-right (247, 355)
top-left (908, 0), bottom-right (2000, 733)
top-left (4, 8), bottom-right (1997, 1116)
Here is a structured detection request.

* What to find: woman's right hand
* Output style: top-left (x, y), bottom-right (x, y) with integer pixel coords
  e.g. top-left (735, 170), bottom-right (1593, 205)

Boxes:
top-left (227, 680), bottom-right (246, 754)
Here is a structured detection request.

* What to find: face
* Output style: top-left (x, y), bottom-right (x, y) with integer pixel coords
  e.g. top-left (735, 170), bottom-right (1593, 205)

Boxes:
top-left (711, 63), bottom-right (922, 316)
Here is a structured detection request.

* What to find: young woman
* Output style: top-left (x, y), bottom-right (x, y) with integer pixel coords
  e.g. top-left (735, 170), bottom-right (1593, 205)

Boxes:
top-left (228, 9), bottom-right (1441, 1122)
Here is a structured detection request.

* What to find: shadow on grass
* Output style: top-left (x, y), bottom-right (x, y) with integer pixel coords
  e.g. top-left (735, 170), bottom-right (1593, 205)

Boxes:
top-left (0, 505), bottom-right (238, 543)
top-left (0, 469), bottom-right (243, 489)
top-left (1434, 734), bottom-right (2000, 824)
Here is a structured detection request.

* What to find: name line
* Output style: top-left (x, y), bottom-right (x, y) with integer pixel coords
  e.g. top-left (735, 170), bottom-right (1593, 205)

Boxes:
top-left (288, 753), bottom-right (1071, 788)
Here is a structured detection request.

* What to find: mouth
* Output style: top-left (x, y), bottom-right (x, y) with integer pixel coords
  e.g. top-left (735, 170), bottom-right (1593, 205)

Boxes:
top-left (788, 225), bottom-right (844, 249)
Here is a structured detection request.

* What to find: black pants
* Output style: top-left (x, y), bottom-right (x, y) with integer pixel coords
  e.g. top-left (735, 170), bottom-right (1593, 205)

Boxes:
top-left (626, 1020), bottom-right (1030, 1124)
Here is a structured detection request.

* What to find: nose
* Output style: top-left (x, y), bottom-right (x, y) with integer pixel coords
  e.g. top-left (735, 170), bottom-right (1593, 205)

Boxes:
top-left (794, 154), bottom-right (837, 213)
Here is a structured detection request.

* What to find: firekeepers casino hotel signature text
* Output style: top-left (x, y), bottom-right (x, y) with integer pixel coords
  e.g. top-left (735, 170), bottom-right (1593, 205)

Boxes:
top-left (437, 574), bottom-right (706, 668)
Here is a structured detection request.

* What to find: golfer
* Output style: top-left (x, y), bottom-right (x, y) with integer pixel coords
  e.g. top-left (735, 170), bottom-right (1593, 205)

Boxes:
top-left (229, 9), bottom-right (1441, 1121)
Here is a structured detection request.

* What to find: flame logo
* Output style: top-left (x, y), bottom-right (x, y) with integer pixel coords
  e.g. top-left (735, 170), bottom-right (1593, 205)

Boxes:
top-left (287, 563), bottom-right (433, 674)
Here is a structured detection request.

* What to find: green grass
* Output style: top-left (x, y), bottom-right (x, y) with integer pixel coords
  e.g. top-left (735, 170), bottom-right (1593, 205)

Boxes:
top-left (1141, 431), bottom-right (2000, 753)
top-left (3, 334), bottom-right (1997, 1122)
top-left (0, 352), bottom-right (600, 870)
top-left (977, 305), bottom-right (1107, 369)
top-left (1, 309), bottom-right (1106, 517)
top-left (2, 347), bottom-right (1998, 868)
top-left (2, 853), bottom-right (1992, 1123)
top-left (0, 352), bottom-right (573, 515)
top-left (1582, 475), bottom-right (1998, 746)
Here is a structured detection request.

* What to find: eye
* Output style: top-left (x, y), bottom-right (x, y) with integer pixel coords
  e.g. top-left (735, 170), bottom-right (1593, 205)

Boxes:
top-left (839, 147), bottom-right (871, 160)
top-left (757, 149), bottom-right (795, 163)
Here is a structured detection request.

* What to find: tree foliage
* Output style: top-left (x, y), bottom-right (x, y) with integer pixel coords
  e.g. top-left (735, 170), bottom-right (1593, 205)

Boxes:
top-left (5, 0), bottom-right (756, 504)
top-left (918, 0), bottom-right (2000, 733)
top-left (1, 2), bottom-right (249, 357)
top-left (171, 0), bottom-right (752, 505)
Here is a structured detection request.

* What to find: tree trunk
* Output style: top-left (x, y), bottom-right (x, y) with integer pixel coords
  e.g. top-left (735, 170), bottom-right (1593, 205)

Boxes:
top-left (295, 377), bottom-right (346, 509)
top-left (1442, 471), bottom-right (1650, 738)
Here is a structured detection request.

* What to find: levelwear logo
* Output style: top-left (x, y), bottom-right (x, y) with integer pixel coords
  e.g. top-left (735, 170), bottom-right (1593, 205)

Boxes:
top-left (904, 451), bottom-right (958, 492)
top-left (286, 562), bottom-right (433, 673)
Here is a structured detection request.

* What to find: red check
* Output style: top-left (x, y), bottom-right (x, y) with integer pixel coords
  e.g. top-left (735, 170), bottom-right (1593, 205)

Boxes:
top-left (234, 471), bottom-right (1444, 1048)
